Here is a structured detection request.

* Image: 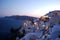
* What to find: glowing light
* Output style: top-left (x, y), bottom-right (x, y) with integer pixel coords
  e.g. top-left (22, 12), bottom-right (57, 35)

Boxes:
top-left (23, 23), bottom-right (28, 26)
top-left (28, 5), bottom-right (60, 17)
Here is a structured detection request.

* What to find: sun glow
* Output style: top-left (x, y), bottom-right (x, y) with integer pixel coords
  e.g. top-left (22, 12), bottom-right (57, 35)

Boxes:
top-left (27, 5), bottom-right (60, 18)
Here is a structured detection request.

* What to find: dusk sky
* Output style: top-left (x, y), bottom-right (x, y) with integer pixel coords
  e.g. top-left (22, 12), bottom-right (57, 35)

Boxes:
top-left (0, 0), bottom-right (60, 17)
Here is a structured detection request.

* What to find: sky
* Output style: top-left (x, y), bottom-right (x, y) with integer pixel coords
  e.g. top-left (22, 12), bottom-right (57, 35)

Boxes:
top-left (0, 0), bottom-right (60, 17)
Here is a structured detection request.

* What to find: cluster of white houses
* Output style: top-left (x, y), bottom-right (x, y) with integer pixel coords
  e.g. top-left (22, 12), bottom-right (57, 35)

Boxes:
top-left (17, 10), bottom-right (60, 40)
